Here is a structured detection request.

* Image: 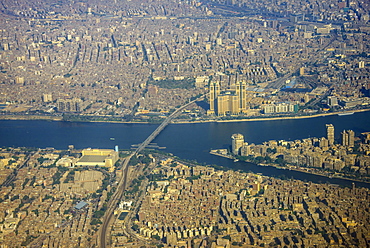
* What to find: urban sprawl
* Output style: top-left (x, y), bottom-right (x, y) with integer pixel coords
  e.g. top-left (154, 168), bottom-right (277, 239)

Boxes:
top-left (0, 0), bottom-right (370, 122)
top-left (0, 0), bottom-right (370, 247)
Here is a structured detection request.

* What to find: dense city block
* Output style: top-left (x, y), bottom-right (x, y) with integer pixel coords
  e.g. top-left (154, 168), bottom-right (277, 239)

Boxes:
top-left (0, 148), bottom-right (369, 247)
top-left (1, 0), bottom-right (370, 247)
top-left (0, 0), bottom-right (370, 122)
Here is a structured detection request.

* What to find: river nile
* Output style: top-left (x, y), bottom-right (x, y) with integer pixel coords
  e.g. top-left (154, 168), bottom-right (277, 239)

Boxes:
top-left (1, 111), bottom-right (370, 188)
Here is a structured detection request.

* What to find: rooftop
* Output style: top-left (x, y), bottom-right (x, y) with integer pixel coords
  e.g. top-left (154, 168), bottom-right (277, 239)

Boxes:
top-left (77, 155), bottom-right (106, 163)
top-left (74, 201), bottom-right (88, 210)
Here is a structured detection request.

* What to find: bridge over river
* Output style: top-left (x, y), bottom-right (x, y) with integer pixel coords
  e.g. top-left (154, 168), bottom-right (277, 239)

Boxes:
top-left (99, 95), bottom-right (204, 248)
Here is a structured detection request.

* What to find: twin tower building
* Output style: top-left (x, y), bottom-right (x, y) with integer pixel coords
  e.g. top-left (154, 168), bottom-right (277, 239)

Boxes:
top-left (207, 81), bottom-right (247, 116)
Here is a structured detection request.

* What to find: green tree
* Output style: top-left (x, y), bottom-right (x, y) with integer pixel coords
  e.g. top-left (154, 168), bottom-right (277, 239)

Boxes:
top-left (132, 224), bottom-right (139, 231)
top-left (152, 235), bottom-right (160, 240)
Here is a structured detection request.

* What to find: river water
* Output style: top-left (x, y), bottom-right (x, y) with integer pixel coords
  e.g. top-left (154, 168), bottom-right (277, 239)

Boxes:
top-left (1, 111), bottom-right (370, 187)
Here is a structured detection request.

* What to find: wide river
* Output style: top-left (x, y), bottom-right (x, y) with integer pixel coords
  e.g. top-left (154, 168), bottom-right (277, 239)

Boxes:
top-left (1, 111), bottom-right (370, 188)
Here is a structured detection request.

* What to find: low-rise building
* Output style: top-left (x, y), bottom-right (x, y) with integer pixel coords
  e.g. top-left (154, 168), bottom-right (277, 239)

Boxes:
top-left (75, 148), bottom-right (118, 171)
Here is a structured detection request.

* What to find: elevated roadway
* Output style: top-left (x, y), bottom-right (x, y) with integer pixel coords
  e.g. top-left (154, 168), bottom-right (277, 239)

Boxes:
top-left (98, 154), bottom-right (132, 248)
top-left (99, 95), bottom-right (204, 247)
top-left (134, 96), bottom-right (203, 155)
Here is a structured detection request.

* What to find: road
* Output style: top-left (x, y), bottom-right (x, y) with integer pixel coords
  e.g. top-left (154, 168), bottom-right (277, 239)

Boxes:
top-left (98, 154), bottom-right (131, 248)
top-left (98, 95), bottom-right (204, 248)
top-left (267, 33), bottom-right (338, 90)
top-left (134, 96), bottom-right (204, 155)
top-left (1, 150), bottom-right (34, 187)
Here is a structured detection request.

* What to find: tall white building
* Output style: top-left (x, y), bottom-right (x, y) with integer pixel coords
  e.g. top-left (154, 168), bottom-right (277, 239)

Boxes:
top-left (231, 133), bottom-right (244, 155)
top-left (326, 124), bottom-right (335, 146)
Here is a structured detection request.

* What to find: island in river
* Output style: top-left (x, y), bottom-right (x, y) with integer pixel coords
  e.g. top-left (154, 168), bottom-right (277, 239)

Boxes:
top-left (210, 124), bottom-right (370, 184)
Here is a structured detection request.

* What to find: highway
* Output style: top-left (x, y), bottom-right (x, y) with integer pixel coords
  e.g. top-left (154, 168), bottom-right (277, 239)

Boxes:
top-left (98, 95), bottom-right (204, 248)
top-left (134, 96), bottom-right (204, 155)
top-left (98, 154), bottom-right (131, 248)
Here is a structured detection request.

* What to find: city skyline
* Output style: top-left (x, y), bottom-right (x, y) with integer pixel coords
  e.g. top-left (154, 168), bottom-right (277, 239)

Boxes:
top-left (1, 0), bottom-right (370, 123)
top-left (0, 0), bottom-right (370, 247)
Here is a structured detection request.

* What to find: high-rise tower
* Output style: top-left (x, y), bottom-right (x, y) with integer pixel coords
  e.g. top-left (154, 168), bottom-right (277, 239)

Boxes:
top-left (215, 82), bottom-right (220, 98)
top-left (341, 130), bottom-right (355, 147)
top-left (208, 81), bottom-right (247, 116)
top-left (326, 124), bottom-right (335, 146)
top-left (231, 133), bottom-right (244, 155)
top-left (209, 83), bottom-right (215, 115)
top-left (208, 82), bottom-right (220, 115)
top-left (341, 130), bottom-right (348, 147)
top-left (348, 130), bottom-right (355, 147)
top-left (236, 81), bottom-right (246, 112)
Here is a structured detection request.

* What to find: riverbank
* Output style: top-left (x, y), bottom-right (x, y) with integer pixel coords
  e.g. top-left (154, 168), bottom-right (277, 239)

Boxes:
top-left (2, 108), bottom-right (370, 124)
top-left (0, 114), bottom-right (63, 121)
top-left (210, 151), bottom-right (370, 184)
top-left (174, 108), bottom-right (370, 124)
top-left (2, 112), bottom-right (370, 188)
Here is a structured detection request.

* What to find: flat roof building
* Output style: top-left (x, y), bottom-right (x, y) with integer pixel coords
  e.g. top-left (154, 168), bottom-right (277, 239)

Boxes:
top-left (74, 201), bottom-right (88, 210)
top-left (75, 148), bottom-right (118, 171)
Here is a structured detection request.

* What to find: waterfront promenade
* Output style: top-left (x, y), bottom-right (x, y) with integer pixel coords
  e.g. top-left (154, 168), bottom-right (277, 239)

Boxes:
top-left (1, 108), bottom-right (369, 125)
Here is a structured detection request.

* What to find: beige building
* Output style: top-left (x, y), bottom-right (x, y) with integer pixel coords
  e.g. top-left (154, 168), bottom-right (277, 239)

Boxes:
top-left (232, 133), bottom-right (245, 155)
top-left (217, 94), bottom-right (240, 116)
top-left (43, 93), bottom-right (53, 103)
top-left (341, 130), bottom-right (355, 147)
top-left (326, 124), bottom-right (335, 146)
top-left (57, 98), bottom-right (83, 112)
top-left (207, 81), bottom-right (220, 115)
top-left (208, 81), bottom-right (247, 116)
top-left (76, 148), bottom-right (119, 171)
